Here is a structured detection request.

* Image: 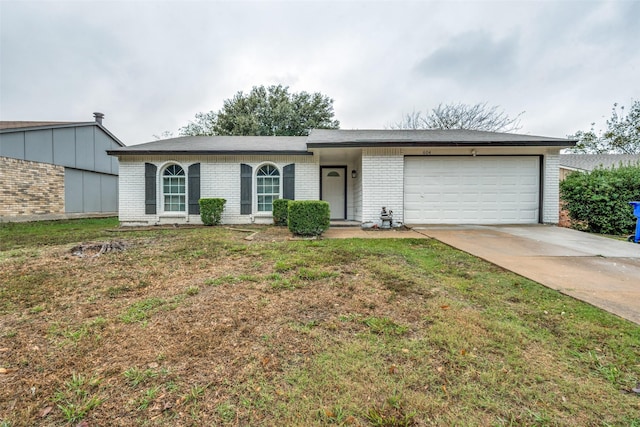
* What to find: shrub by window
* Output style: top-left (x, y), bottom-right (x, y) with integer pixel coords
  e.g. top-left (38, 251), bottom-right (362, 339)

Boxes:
top-left (272, 199), bottom-right (290, 226)
top-left (288, 200), bottom-right (330, 236)
top-left (199, 198), bottom-right (226, 226)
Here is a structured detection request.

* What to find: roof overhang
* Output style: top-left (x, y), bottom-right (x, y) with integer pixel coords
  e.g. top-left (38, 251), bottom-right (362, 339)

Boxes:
top-left (107, 149), bottom-right (313, 156)
top-left (307, 141), bottom-right (575, 148)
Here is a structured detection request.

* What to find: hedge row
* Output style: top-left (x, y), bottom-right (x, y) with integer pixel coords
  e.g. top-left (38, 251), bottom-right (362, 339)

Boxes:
top-left (287, 200), bottom-right (330, 236)
top-left (560, 164), bottom-right (640, 235)
top-left (198, 197), bottom-right (330, 235)
top-left (272, 199), bottom-right (290, 226)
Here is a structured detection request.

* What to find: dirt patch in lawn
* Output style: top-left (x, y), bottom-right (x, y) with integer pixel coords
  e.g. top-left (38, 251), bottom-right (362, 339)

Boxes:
top-left (1, 225), bottom-right (639, 426)
top-left (0, 228), bottom-right (398, 425)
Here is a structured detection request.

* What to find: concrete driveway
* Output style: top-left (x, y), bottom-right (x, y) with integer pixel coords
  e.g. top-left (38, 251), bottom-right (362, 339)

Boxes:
top-left (412, 225), bottom-right (640, 325)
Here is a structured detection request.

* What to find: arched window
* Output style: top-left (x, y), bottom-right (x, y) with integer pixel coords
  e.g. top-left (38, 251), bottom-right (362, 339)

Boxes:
top-left (163, 164), bottom-right (185, 212)
top-left (256, 164), bottom-right (280, 212)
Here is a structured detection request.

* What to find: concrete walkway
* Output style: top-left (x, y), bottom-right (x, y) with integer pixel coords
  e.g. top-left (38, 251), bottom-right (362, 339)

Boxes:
top-left (324, 224), bottom-right (640, 324)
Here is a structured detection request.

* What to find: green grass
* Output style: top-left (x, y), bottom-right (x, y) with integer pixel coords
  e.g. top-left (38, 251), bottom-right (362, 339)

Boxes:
top-left (1, 220), bottom-right (639, 426)
top-left (134, 386), bottom-right (161, 410)
top-left (53, 373), bottom-right (103, 423)
top-left (0, 217), bottom-right (119, 250)
top-left (123, 366), bottom-right (158, 387)
top-left (47, 317), bottom-right (107, 346)
top-left (119, 297), bottom-right (167, 324)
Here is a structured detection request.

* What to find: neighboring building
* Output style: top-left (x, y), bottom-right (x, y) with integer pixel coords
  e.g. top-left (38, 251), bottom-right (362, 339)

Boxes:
top-left (559, 153), bottom-right (640, 180)
top-left (107, 129), bottom-right (575, 227)
top-left (0, 113), bottom-right (125, 221)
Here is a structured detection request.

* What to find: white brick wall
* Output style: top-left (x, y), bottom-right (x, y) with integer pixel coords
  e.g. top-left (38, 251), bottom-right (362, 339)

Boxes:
top-left (117, 155), bottom-right (318, 225)
top-left (118, 161), bottom-right (148, 224)
top-left (361, 148), bottom-right (404, 224)
top-left (543, 152), bottom-right (560, 224)
top-left (352, 154), bottom-right (363, 221)
top-left (295, 161), bottom-right (320, 200)
top-left (117, 149), bottom-right (561, 226)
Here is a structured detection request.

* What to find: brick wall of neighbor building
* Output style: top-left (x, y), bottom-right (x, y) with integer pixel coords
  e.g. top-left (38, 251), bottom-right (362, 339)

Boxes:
top-left (0, 156), bottom-right (65, 217)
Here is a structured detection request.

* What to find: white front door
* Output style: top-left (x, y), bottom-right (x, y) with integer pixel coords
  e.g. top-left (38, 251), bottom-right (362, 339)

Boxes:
top-left (321, 167), bottom-right (346, 219)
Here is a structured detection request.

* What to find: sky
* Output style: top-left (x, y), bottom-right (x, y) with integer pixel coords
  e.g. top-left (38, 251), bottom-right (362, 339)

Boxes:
top-left (1, 0), bottom-right (638, 146)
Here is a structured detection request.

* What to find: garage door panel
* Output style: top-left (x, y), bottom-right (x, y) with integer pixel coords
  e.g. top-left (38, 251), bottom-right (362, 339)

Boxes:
top-left (404, 156), bottom-right (540, 224)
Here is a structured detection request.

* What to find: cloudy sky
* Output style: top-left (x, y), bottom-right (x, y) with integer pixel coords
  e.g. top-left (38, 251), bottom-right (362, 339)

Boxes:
top-left (1, 0), bottom-right (638, 145)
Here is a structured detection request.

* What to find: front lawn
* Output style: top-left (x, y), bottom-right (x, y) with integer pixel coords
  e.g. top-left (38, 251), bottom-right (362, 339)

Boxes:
top-left (0, 219), bottom-right (638, 426)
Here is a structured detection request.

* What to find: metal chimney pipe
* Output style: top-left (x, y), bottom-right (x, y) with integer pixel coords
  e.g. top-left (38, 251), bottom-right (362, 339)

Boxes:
top-left (93, 112), bottom-right (104, 125)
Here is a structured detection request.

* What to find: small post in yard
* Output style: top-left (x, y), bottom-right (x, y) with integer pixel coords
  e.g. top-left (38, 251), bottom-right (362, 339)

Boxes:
top-left (629, 201), bottom-right (640, 243)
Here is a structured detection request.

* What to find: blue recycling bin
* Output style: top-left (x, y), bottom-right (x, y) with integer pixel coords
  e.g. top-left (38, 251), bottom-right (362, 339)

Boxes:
top-left (630, 201), bottom-right (640, 243)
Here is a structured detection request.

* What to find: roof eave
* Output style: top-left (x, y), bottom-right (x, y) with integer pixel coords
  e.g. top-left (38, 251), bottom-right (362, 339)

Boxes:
top-left (107, 150), bottom-right (313, 156)
top-left (307, 141), bottom-right (577, 148)
top-left (0, 121), bottom-right (96, 133)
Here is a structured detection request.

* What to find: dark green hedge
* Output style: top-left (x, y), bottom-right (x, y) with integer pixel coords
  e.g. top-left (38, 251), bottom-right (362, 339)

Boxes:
top-left (288, 200), bottom-right (330, 236)
top-left (560, 165), bottom-right (640, 234)
top-left (199, 198), bottom-right (226, 226)
top-left (272, 199), bottom-right (291, 226)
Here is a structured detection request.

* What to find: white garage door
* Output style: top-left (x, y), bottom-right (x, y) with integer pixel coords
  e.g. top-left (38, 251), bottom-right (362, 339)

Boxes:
top-left (404, 156), bottom-right (540, 224)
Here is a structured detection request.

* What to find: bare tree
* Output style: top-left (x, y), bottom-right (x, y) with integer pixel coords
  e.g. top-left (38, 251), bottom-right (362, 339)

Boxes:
top-left (152, 130), bottom-right (175, 140)
top-left (566, 100), bottom-right (640, 154)
top-left (390, 102), bottom-right (524, 132)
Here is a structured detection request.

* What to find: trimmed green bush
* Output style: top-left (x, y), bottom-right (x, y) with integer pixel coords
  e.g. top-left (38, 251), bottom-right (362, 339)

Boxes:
top-left (560, 164), bottom-right (640, 235)
top-left (288, 200), bottom-right (330, 236)
top-left (199, 198), bottom-right (226, 226)
top-left (272, 199), bottom-right (291, 226)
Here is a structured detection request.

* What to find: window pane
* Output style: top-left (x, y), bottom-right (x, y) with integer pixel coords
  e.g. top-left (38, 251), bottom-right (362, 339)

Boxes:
top-left (164, 195), bottom-right (185, 212)
top-left (163, 166), bottom-right (186, 212)
top-left (256, 164), bottom-right (280, 212)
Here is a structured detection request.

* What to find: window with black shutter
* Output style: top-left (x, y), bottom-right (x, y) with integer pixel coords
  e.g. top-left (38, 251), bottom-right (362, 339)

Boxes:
top-left (144, 163), bottom-right (157, 214)
top-left (240, 164), bottom-right (252, 214)
top-left (283, 164), bottom-right (295, 200)
top-left (188, 163), bottom-right (201, 214)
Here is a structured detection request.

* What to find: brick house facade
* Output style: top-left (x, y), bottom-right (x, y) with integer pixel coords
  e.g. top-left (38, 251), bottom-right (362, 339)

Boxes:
top-left (108, 130), bottom-right (575, 226)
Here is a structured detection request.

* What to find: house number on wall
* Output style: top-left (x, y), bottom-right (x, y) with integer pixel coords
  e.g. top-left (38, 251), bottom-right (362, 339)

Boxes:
top-left (422, 150), bottom-right (431, 155)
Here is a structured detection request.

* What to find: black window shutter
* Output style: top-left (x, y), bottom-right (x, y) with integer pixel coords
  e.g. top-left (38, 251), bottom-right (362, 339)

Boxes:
top-left (283, 164), bottom-right (295, 200)
top-left (188, 163), bottom-right (201, 215)
top-left (240, 164), bottom-right (252, 214)
top-left (145, 163), bottom-right (157, 214)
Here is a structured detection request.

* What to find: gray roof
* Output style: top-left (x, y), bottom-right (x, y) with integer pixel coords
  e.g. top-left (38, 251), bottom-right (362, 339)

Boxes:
top-left (0, 121), bottom-right (79, 130)
top-left (107, 135), bottom-right (310, 155)
top-left (0, 120), bottom-right (125, 147)
top-left (108, 129), bottom-right (576, 156)
top-left (560, 154), bottom-right (640, 171)
top-left (307, 129), bottom-right (576, 147)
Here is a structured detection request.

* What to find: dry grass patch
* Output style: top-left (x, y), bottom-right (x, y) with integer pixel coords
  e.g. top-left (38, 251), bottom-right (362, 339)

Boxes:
top-left (0, 220), bottom-right (639, 426)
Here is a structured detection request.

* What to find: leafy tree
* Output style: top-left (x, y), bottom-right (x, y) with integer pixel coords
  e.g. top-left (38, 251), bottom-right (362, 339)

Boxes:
top-left (567, 100), bottom-right (640, 154)
top-left (179, 85), bottom-right (339, 137)
top-left (390, 102), bottom-right (523, 132)
top-left (178, 111), bottom-right (217, 137)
